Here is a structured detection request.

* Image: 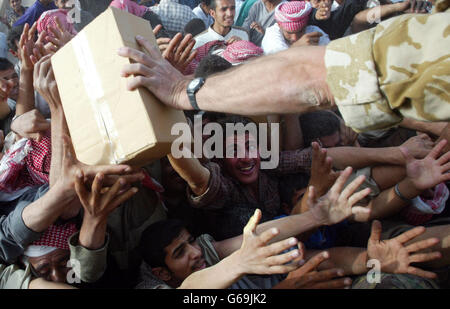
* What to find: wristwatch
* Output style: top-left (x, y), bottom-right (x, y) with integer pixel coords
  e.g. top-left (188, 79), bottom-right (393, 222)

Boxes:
top-left (186, 77), bottom-right (205, 111)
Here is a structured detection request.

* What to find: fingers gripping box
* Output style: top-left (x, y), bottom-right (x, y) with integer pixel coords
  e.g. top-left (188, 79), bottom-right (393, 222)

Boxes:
top-left (51, 7), bottom-right (187, 166)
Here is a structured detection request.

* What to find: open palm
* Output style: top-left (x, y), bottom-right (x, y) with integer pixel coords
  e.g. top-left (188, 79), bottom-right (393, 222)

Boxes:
top-left (401, 139), bottom-right (450, 191)
top-left (367, 220), bottom-right (441, 279)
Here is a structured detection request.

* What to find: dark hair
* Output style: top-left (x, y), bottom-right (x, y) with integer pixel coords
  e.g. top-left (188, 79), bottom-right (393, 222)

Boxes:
top-left (194, 54), bottom-right (232, 78)
top-left (215, 115), bottom-right (258, 140)
top-left (183, 18), bottom-right (206, 37)
top-left (299, 111), bottom-right (341, 147)
top-left (0, 58), bottom-right (13, 71)
top-left (139, 219), bottom-right (186, 268)
top-left (209, 0), bottom-right (217, 10)
top-left (278, 173), bottom-right (310, 209)
top-left (201, 0), bottom-right (212, 6)
top-left (7, 25), bottom-right (24, 53)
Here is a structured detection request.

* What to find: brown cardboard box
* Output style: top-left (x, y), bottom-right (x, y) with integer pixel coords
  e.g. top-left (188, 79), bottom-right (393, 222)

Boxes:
top-left (51, 7), bottom-right (188, 167)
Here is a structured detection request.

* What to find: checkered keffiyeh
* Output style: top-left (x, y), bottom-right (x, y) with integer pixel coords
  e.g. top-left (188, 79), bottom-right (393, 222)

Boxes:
top-left (222, 40), bottom-right (263, 64)
top-left (37, 9), bottom-right (78, 40)
top-left (184, 40), bottom-right (227, 75)
top-left (150, 0), bottom-right (197, 33)
top-left (401, 183), bottom-right (449, 225)
top-left (31, 222), bottom-right (78, 251)
top-left (0, 133), bottom-right (51, 195)
top-left (275, 1), bottom-right (312, 32)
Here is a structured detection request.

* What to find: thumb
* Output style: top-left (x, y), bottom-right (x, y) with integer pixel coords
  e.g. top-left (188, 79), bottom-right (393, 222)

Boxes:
top-left (368, 220), bottom-right (382, 245)
top-left (136, 35), bottom-right (162, 59)
top-left (399, 145), bottom-right (415, 165)
top-left (153, 24), bottom-right (162, 36)
top-left (243, 209), bottom-right (262, 235)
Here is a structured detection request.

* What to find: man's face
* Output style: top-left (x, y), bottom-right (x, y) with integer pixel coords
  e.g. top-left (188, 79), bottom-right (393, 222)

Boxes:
top-left (164, 229), bottom-right (206, 282)
top-left (223, 133), bottom-right (260, 186)
top-left (0, 68), bottom-right (19, 101)
top-left (10, 0), bottom-right (21, 11)
top-left (280, 26), bottom-right (306, 46)
top-left (28, 249), bottom-right (71, 283)
top-left (210, 0), bottom-right (236, 28)
top-left (309, 0), bottom-right (332, 9)
top-left (55, 0), bottom-right (68, 9)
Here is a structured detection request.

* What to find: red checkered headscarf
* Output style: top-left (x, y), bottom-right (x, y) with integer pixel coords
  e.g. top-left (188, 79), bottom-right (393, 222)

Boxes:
top-left (222, 40), bottom-right (263, 65)
top-left (275, 1), bottom-right (312, 32)
top-left (25, 222), bottom-right (78, 256)
top-left (37, 9), bottom-right (77, 41)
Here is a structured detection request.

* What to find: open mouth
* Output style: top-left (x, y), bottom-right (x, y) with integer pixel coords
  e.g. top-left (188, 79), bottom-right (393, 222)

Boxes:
top-left (238, 163), bottom-right (255, 175)
top-left (193, 259), bottom-right (206, 271)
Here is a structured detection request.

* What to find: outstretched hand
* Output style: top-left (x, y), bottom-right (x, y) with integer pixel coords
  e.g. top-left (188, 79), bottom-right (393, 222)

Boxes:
top-left (232, 209), bottom-right (304, 276)
top-left (161, 32), bottom-right (197, 73)
top-left (401, 139), bottom-right (450, 191)
top-left (18, 23), bottom-right (38, 71)
top-left (33, 55), bottom-right (62, 111)
top-left (308, 142), bottom-right (339, 198)
top-left (58, 134), bottom-right (144, 201)
top-left (118, 35), bottom-right (190, 110)
top-left (75, 171), bottom-right (138, 225)
top-left (273, 251), bottom-right (352, 289)
top-left (308, 166), bottom-right (371, 225)
top-left (367, 220), bottom-right (441, 279)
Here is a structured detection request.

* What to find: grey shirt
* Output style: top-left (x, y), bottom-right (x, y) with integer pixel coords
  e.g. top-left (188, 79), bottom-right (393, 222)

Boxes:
top-left (242, 0), bottom-right (284, 46)
top-left (0, 185), bottom-right (48, 264)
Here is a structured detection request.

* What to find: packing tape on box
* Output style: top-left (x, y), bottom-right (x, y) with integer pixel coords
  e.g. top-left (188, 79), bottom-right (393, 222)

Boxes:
top-left (72, 32), bottom-right (125, 164)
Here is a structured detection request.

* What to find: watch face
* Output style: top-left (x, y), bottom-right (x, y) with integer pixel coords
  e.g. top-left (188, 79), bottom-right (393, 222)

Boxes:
top-left (191, 78), bottom-right (201, 89)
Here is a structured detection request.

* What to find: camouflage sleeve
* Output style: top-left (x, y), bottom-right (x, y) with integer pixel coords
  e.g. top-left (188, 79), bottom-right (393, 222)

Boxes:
top-left (325, 10), bottom-right (450, 132)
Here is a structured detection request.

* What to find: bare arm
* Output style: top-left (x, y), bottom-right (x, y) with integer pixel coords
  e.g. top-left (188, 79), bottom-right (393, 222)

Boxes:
top-left (400, 118), bottom-right (447, 138)
top-left (327, 133), bottom-right (434, 170)
top-left (21, 182), bottom-right (75, 233)
top-left (326, 146), bottom-right (404, 169)
top-left (118, 37), bottom-right (333, 115)
top-left (33, 55), bottom-right (69, 187)
top-left (167, 154), bottom-right (210, 196)
top-left (352, 139), bottom-right (450, 222)
top-left (16, 24), bottom-right (38, 116)
top-left (215, 168), bottom-right (372, 259)
top-left (180, 210), bottom-right (303, 289)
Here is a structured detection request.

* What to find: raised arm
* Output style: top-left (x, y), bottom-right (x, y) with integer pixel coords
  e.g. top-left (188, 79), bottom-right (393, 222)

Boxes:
top-left (215, 167), bottom-right (371, 258)
top-left (179, 209), bottom-right (303, 289)
top-left (352, 139), bottom-right (450, 222)
top-left (326, 134), bottom-right (434, 170)
top-left (167, 154), bottom-right (210, 196)
top-left (308, 220), bottom-right (441, 279)
top-left (118, 36), bottom-right (332, 115)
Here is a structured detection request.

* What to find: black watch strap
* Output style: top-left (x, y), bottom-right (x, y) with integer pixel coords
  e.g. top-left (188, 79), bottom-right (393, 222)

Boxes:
top-left (187, 78), bottom-right (205, 111)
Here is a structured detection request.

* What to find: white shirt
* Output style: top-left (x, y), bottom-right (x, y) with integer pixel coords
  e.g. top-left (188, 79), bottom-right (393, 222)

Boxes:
top-left (194, 26), bottom-right (249, 49)
top-left (192, 5), bottom-right (214, 28)
top-left (261, 23), bottom-right (330, 55)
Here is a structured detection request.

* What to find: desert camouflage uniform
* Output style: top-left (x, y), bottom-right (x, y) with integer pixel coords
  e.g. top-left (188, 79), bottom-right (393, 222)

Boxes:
top-left (324, 0), bottom-right (450, 132)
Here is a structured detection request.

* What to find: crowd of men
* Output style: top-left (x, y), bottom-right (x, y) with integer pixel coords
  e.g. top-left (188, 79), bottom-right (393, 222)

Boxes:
top-left (0, 0), bottom-right (449, 289)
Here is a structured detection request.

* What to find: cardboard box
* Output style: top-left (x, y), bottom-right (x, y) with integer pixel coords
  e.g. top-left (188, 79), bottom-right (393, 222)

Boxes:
top-left (52, 7), bottom-right (188, 167)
